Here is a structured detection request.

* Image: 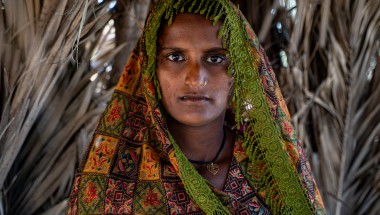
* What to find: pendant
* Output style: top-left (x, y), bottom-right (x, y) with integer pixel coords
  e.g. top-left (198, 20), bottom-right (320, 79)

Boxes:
top-left (206, 163), bottom-right (219, 175)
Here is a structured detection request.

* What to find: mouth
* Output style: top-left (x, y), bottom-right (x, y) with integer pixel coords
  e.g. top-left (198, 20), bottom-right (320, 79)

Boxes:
top-left (179, 95), bottom-right (210, 102)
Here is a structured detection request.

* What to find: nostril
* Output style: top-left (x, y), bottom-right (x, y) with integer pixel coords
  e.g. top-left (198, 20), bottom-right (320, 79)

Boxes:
top-left (184, 66), bottom-right (207, 87)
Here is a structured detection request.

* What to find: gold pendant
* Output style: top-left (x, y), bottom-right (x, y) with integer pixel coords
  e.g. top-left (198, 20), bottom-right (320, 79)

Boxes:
top-left (206, 163), bottom-right (219, 175)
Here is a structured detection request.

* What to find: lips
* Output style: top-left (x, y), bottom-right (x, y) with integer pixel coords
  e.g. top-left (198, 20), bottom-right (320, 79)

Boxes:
top-left (179, 94), bottom-right (210, 102)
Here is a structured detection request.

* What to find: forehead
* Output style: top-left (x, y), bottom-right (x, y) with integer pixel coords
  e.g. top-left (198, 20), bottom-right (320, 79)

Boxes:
top-left (158, 13), bottom-right (222, 47)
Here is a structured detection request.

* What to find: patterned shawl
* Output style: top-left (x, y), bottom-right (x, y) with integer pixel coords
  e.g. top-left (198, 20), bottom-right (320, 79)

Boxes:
top-left (67, 0), bottom-right (325, 214)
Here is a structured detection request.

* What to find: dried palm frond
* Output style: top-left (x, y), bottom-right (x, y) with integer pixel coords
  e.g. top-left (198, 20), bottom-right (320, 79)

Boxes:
top-left (281, 0), bottom-right (380, 214)
top-left (0, 0), bottom-right (124, 214)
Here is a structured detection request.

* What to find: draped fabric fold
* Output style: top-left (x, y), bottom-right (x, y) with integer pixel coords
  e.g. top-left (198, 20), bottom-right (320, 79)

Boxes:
top-left (67, 0), bottom-right (325, 214)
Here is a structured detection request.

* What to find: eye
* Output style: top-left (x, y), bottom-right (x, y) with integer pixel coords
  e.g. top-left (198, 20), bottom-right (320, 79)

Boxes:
top-left (206, 55), bottom-right (225, 64)
top-left (167, 53), bottom-right (185, 62)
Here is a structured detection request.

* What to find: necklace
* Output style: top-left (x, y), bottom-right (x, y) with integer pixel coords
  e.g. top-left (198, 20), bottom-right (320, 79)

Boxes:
top-left (188, 128), bottom-right (226, 175)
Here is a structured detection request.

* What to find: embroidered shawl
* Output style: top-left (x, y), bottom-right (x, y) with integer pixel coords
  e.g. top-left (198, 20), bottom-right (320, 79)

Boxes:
top-left (67, 0), bottom-right (326, 214)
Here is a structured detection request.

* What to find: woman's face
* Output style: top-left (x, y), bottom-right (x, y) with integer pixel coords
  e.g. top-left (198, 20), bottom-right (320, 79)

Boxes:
top-left (157, 13), bottom-right (233, 127)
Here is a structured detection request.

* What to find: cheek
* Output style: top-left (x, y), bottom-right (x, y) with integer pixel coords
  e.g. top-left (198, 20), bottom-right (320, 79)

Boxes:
top-left (157, 74), bottom-right (175, 100)
top-left (213, 79), bottom-right (233, 102)
top-left (157, 71), bottom-right (166, 90)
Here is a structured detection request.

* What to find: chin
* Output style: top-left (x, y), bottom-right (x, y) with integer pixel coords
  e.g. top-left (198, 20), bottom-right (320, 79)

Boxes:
top-left (172, 114), bottom-right (220, 127)
top-left (177, 118), bottom-right (209, 127)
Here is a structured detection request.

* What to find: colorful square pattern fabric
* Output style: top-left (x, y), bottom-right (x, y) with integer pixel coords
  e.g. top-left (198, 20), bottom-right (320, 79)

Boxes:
top-left (163, 182), bottom-right (202, 214)
top-left (224, 158), bottom-right (270, 215)
top-left (111, 143), bottom-right (141, 180)
top-left (97, 93), bottom-right (129, 136)
top-left (134, 182), bottom-right (167, 214)
top-left (78, 175), bottom-right (107, 214)
top-left (83, 135), bottom-right (118, 174)
top-left (67, 176), bottom-right (80, 215)
top-left (115, 51), bottom-right (142, 95)
top-left (105, 179), bottom-right (135, 214)
top-left (139, 144), bottom-right (160, 181)
top-left (161, 159), bottom-right (180, 181)
top-left (123, 99), bottom-right (150, 143)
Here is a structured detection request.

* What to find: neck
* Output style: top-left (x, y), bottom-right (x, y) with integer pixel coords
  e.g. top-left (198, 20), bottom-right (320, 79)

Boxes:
top-left (167, 117), bottom-right (225, 162)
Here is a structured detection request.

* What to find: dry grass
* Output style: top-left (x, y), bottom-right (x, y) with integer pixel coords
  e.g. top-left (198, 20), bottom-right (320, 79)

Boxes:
top-left (280, 0), bottom-right (380, 214)
top-left (0, 0), bottom-right (119, 214)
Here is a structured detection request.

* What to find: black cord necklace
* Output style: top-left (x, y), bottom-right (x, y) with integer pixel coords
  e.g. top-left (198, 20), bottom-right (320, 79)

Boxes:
top-left (188, 128), bottom-right (226, 175)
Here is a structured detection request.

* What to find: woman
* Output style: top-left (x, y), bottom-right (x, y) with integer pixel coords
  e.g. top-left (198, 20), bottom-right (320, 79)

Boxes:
top-left (67, 0), bottom-right (325, 214)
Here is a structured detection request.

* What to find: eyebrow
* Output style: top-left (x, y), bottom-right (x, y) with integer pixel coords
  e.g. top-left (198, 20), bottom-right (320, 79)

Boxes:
top-left (158, 47), bottom-right (185, 52)
top-left (158, 47), bottom-right (228, 53)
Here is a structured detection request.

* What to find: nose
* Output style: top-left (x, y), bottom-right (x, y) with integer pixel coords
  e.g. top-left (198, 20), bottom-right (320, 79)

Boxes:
top-left (184, 60), bottom-right (207, 87)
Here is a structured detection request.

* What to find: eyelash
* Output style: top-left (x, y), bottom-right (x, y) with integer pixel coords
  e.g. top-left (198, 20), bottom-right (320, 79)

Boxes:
top-left (206, 56), bottom-right (226, 63)
top-left (165, 53), bottom-right (227, 64)
top-left (166, 53), bottom-right (185, 62)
